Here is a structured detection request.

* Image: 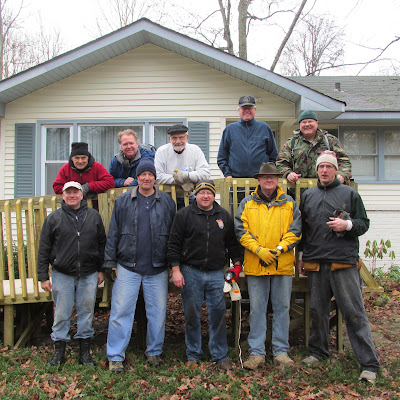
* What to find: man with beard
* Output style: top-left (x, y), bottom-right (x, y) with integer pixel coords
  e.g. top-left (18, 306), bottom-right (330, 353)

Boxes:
top-left (155, 124), bottom-right (210, 197)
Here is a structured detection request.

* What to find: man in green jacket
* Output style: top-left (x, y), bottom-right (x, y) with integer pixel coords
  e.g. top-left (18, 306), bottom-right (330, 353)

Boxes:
top-left (276, 110), bottom-right (351, 184)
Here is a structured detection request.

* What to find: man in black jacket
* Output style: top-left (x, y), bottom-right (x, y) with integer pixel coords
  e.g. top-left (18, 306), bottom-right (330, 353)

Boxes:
top-left (38, 181), bottom-right (106, 366)
top-left (168, 180), bottom-right (243, 370)
top-left (298, 151), bottom-right (380, 383)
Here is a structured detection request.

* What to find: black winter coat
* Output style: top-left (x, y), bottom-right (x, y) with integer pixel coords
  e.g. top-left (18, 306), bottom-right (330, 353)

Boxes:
top-left (37, 201), bottom-right (106, 281)
top-left (168, 201), bottom-right (243, 270)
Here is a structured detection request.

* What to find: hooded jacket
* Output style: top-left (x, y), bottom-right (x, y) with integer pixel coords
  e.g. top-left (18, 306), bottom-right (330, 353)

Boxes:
top-left (299, 178), bottom-right (369, 265)
top-left (53, 154), bottom-right (114, 194)
top-left (235, 186), bottom-right (301, 276)
top-left (167, 201), bottom-right (243, 270)
top-left (109, 146), bottom-right (155, 188)
top-left (37, 200), bottom-right (106, 281)
top-left (217, 118), bottom-right (278, 178)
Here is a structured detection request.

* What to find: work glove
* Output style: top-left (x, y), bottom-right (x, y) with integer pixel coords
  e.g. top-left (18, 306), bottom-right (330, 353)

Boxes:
top-left (225, 265), bottom-right (243, 283)
top-left (173, 169), bottom-right (190, 184)
top-left (255, 247), bottom-right (278, 266)
top-left (104, 268), bottom-right (117, 282)
top-left (181, 181), bottom-right (195, 193)
top-left (81, 183), bottom-right (90, 198)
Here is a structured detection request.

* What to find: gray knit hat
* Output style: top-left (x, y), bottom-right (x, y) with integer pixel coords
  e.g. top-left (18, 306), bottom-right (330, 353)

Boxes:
top-left (136, 159), bottom-right (156, 178)
top-left (316, 151), bottom-right (338, 170)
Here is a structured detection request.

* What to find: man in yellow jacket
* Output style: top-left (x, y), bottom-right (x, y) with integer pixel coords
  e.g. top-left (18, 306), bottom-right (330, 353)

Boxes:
top-left (235, 162), bottom-right (302, 370)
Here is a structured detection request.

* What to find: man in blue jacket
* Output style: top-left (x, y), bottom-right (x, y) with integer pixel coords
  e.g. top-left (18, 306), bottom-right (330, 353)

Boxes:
top-left (217, 96), bottom-right (278, 178)
top-left (105, 159), bottom-right (176, 373)
top-left (109, 129), bottom-right (155, 188)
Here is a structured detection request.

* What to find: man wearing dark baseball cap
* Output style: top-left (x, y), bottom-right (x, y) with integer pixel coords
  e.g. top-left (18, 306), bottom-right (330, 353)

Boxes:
top-left (217, 96), bottom-right (278, 179)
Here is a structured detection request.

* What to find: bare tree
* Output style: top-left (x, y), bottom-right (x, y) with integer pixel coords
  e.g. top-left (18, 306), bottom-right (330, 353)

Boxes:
top-left (279, 14), bottom-right (345, 76)
top-left (95, 0), bottom-right (169, 36)
top-left (218, 0), bottom-right (234, 54)
top-left (237, 0), bottom-right (252, 59)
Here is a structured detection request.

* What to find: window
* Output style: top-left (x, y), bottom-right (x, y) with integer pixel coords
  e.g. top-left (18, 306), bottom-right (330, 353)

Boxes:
top-left (41, 122), bottom-right (180, 194)
top-left (340, 126), bottom-right (400, 181)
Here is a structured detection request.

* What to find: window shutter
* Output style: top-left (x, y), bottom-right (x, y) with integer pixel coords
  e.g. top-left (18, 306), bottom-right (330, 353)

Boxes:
top-left (15, 123), bottom-right (36, 198)
top-left (188, 121), bottom-right (209, 162)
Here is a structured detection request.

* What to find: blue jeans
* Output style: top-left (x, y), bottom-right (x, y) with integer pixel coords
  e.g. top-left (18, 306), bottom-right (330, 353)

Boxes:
top-left (107, 265), bottom-right (168, 361)
top-left (247, 275), bottom-right (292, 357)
top-left (180, 265), bottom-right (228, 362)
top-left (51, 269), bottom-right (98, 342)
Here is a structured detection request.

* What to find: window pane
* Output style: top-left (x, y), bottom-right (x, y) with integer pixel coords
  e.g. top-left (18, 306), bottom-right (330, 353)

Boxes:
top-left (46, 128), bottom-right (70, 160)
top-left (154, 126), bottom-right (169, 149)
top-left (343, 129), bottom-right (377, 155)
top-left (45, 162), bottom-right (65, 194)
top-left (385, 155), bottom-right (400, 178)
top-left (80, 125), bottom-right (143, 168)
top-left (384, 130), bottom-right (400, 155)
top-left (342, 128), bottom-right (377, 178)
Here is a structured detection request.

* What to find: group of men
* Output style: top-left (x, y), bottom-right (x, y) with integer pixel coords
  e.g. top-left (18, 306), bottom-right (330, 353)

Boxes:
top-left (38, 95), bottom-right (379, 384)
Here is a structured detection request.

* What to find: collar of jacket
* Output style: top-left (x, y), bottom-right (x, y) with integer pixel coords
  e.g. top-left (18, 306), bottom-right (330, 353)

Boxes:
top-left (191, 200), bottom-right (221, 215)
top-left (252, 185), bottom-right (287, 207)
top-left (61, 199), bottom-right (88, 213)
top-left (115, 148), bottom-right (142, 166)
top-left (239, 118), bottom-right (256, 127)
top-left (130, 185), bottom-right (161, 200)
top-left (69, 154), bottom-right (95, 172)
top-left (292, 128), bottom-right (329, 142)
top-left (317, 177), bottom-right (341, 190)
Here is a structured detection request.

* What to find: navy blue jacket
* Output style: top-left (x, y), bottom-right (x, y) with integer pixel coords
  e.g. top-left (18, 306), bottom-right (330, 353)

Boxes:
top-left (104, 187), bottom-right (176, 269)
top-left (109, 146), bottom-right (155, 188)
top-left (217, 118), bottom-right (278, 177)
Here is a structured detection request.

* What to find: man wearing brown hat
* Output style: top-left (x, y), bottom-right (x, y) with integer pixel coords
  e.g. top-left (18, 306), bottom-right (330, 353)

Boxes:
top-left (155, 124), bottom-right (210, 193)
top-left (235, 162), bottom-right (301, 370)
top-left (217, 96), bottom-right (278, 179)
top-left (298, 151), bottom-right (380, 383)
top-left (168, 180), bottom-right (243, 370)
top-left (276, 110), bottom-right (351, 184)
top-left (53, 142), bottom-right (114, 197)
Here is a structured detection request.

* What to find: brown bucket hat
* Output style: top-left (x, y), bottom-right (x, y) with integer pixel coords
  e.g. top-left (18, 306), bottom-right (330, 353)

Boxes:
top-left (253, 162), bottom-right (280, 178)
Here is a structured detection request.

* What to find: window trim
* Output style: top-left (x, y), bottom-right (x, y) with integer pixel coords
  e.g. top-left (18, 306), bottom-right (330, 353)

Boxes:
top-left (339, 126), bottom-right (400, 183)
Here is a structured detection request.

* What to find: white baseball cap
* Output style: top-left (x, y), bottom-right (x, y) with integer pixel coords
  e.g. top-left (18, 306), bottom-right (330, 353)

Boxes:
top-left (62, 181), bottom-right (83, 192)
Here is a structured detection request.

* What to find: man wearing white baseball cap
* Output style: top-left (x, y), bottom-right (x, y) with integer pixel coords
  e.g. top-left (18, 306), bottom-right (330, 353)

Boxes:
top-left (38, 181), bottom-right (106, 366)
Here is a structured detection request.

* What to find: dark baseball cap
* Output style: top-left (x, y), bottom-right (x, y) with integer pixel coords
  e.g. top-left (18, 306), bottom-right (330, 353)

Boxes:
top-left (238, 95), bottom-right (256, 107)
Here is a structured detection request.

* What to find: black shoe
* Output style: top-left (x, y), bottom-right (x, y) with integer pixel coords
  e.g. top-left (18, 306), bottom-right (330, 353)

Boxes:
top-left (147, 355), bottom-right (162, 367)
top-left (79, 338), bottom-right (94, 366)
top-left (48, 341), bottom-right (66, 366)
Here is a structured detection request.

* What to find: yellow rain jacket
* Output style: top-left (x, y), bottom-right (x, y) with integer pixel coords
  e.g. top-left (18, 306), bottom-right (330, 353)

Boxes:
top-left (234, 186), bottom-right (302, 276)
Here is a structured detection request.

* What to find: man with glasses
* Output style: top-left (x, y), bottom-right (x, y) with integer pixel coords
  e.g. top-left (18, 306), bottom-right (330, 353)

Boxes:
top-left (217, 96), bottom-right (278, 179)
top-left (235, 163), bottom-right (301, 371)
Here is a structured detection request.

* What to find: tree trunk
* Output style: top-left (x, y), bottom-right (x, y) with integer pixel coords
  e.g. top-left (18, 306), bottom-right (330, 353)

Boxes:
top-left (270, 0), bottom-right (308, 71)
top-left (218, 0), bottom-right (234, 55)
top-left (238, 0), bottom-right (251, 60)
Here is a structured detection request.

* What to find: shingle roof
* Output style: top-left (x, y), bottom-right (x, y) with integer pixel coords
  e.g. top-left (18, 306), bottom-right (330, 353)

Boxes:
top-left (290, 76), bottom-right (400, 112)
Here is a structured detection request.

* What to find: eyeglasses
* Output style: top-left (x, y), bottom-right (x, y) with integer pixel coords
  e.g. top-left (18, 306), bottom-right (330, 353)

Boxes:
top-left (170, 135), bottom-right (187, 141)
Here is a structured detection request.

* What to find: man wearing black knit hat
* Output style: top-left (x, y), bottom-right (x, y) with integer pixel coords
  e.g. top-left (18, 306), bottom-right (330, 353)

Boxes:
top-left (168, 180), bottom-right (243, 371)
top-left (105, 158), bottom-right (176, 373)
top-left (53, 142), bottom-right (114, 197)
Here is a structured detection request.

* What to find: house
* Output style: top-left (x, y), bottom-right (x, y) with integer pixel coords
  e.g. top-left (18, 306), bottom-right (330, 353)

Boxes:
top-left (0, 19), bottom-right (398, 269)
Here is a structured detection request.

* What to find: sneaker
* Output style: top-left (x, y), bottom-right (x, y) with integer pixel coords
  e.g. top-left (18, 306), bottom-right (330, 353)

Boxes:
top-left (218, 360), bottom-right (233, 371)
top-left (147, 355), bottom-right (163, 367)
top-left (359, 370), bottom-right (377, 384)
top-left (302, 355), bottom-right (320, 366)
top-left (274, 354), bottom-right (295, 367)
top-left (109, 360), bottom-right (124, 373)
top-left (243, 354), bottom-right (265, 371)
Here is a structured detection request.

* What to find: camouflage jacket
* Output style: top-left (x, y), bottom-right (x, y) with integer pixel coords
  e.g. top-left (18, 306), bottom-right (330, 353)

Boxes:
top-left (276, 129), bottom-right (352, 180)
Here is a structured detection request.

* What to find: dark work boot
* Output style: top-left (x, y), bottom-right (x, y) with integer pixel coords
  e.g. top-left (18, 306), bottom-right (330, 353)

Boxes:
top-left (48, 341), bottom-right (66, 366)
top-left (79, 338), bottom-right (94, 365)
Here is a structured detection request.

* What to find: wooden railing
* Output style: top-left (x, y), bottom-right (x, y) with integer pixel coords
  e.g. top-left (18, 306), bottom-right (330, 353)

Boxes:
top-left (0, 178), bottom-right (381, 347)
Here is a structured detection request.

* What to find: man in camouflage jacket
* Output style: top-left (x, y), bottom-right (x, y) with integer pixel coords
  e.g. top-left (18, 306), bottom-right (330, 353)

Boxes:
top-left (276, 110), bottom-right (352, 184)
